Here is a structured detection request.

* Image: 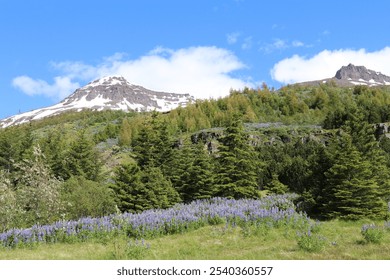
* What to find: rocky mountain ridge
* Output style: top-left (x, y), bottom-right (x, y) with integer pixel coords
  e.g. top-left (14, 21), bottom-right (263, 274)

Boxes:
top-left (0, 76), bottom-right (194, 128)
top-left (299, 64), bottom-right (390, 87)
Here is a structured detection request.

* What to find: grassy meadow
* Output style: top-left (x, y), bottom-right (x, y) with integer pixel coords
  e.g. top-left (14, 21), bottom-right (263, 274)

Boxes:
top-left (1, 219), bottom-right (390, 260)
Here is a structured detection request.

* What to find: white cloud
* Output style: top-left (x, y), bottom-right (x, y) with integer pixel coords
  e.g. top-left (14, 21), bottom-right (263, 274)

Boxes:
top-left (13, 46), bottom-right (254, 100)
top-left (12, 76), bottom-right (80, 100)
top-left (271, 47), bottom-right (390, 84)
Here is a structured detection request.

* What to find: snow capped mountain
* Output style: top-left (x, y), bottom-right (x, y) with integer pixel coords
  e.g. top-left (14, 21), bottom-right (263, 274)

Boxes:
top-left (299, 64), bottom-right (390, 87)
top-left (0, 76), bottom-right (194, 128)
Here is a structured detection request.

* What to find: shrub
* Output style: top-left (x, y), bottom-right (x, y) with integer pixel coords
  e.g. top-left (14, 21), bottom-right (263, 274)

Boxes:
top-left (297, 228), bottom-right (327, 252)
top-left (361, 224), bottom-right (384, 244)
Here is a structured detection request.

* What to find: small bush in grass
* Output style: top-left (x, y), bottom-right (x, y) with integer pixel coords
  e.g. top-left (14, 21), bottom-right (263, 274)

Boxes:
top-left (361, 224), bottom-right (384, 244)
top-left (111, 238), bottom-right (150, 260)
top-left (297, 228), bottom-right (327, 252)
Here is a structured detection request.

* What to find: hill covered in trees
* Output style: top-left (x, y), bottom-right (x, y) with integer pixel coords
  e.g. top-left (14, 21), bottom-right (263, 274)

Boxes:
top-left (1, 83), bottom-right (390, 231)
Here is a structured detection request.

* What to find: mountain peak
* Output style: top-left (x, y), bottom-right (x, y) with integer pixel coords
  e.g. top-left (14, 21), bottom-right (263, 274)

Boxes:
top-left (334, 64), bottom-right (385, 82)
top-left (0, 76), bottom-right (194, 128)
top-left (83, 76), bottom-right (131, 88)
top-left (298, 64), bottom-right (390, 87)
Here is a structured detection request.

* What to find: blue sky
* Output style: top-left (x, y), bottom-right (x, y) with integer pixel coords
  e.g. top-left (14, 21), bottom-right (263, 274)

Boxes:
top-left (1, 0), bottom-right (390, 119)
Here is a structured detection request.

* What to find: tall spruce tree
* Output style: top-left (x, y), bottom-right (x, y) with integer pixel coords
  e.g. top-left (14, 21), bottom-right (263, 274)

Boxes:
top-left (40, 128), bottom-right (68, 179)
top-left (111, 163), bottom-right (157, 213)
top-left (64, 130), bottom-right (102, 181)
top-left (141, 165), bottom-right (181, 209)
top-left (133, 112), bottom-right (174, 173)
top-left (215, 117), bottom-right (260, 199)
top-left (322, 131), bottom-right (386, 220)
top-left (177, 142), bottom-right (216, 202)
top-left (343, 111), bottom-right (390, 202)
top-left (111, 163), bottom-right (181, 213)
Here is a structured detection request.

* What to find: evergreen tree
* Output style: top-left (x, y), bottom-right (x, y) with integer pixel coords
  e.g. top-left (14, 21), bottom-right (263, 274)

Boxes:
top-left (118, 118), bottom-right (132, 146)
top-left (111, 163), bottom-right (157, 213)
top-left (265, 174), bottom-right (288, 194)
top-left (111, 163), bottom-right (181, 213)
top-left (322, 132), bottom-right (387, 220)
top-left (133, 112), bottom-right (174, 171)
top-left (215, 117), bottom-right (260, 199)
top-left (40, 127), bottom-right (68, 179)
top-left (64, 130), bottom-right (102, 181)
top-left (164, 142), bottom-right (193, 197)
top-left (179, 143), bottom-right (216, 202)
top-left (141, 166), bottom-right (181, 209)
top-left (343, 111), bottom-right (390, 201)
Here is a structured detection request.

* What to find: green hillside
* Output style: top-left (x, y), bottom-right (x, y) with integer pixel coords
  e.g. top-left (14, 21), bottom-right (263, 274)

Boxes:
top-left (1, 83), bottom-right (390, 251)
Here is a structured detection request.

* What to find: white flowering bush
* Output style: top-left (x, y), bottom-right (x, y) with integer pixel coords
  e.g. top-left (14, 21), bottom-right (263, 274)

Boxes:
top-left (15, 146), bottom-right (64, 227)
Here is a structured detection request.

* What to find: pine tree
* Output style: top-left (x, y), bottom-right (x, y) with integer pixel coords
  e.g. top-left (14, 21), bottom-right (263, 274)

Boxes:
top-left (265, 174), bottom-right (288, 194)
top-left (133, 112), bottom-right (174, 171)
top-left (64, 130), bottom-right (102, 181)
top-left (141, 166), bottom-right (181, 209)
top-left (40, 127), bottom-right (68, 179)
top-left (164, 142), bottom-right (193, 198)
top-left (343, 111), bottom-right (390, 203)
top-left (322, 132), bottom-right (387, 220)
top-left (111, 163), bottom-right (157, 213)
top-left (118, 118), bottom-right (132, 146)
top-left (215, 117), bottom-right (260, 199)
top-left (179, 143), bottom-right (216, 202)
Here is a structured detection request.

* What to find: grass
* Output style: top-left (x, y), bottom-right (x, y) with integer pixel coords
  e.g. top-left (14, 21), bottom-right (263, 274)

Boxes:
top-left (1, 219), bottom-right (390, 260)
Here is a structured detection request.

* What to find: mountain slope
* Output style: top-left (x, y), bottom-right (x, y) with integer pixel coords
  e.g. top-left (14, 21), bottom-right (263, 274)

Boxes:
top-left (298, 64), bottom-right (390, 87)
top-left (0, 76), bottom-right (194, 128)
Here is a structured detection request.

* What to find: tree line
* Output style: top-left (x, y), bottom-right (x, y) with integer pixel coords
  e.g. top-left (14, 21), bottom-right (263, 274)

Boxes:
top-left (1, 84), bottom-right (390, 231)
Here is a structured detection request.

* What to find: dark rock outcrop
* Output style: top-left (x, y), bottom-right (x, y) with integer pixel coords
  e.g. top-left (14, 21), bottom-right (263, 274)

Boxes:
top-left (298, 64), bottom-right (390, 87)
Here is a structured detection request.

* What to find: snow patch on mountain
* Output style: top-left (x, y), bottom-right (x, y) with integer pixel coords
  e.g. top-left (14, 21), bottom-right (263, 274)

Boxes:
top-left (0, 76), bottom-right (194, 128)
top-left (298, 64), bottom-right (390, 88)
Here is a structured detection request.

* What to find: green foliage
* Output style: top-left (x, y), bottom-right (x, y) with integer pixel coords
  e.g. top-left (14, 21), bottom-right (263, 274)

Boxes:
top-left (15, 146), bottom-right (64, 227)
top-left (0, 171), bottom-right (22, 231)
top-left (118, 118), bottom-right (132, 146)
top-left (111, 163), bottom-right (152, 213)
top-left (361, 224), bottom-right (385, 244)
top-left (296, 231), bottom-right (327, 252)
top-left (168, 142), bottom-right (216, 202)
top-left (63, 130), bottom-right (102, 181)
top-left (133, 112), bottom-right (174, 171)
top-left (111, 163), bottom-right (180, 213)
top-left (264, 174), bottom-right (288, 194)
top-left (39, 127), bottom-right (68, 179)
top-left (0, 132), bottom-right (16, 172)
top-left (322, 131), bottom-right (387, 220)
top-left (110, 238), bottom-right (150, 260)
top-left (62, 176), bottom-right (116, 220)
top-left (3, 83), bottom-right (390, 226)
top-left (141, 165), bottom-right (181, 209)
top-left (184, 143), bottom-right (216, 201)
top-left (215, 117), bottom-right (260, 199)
